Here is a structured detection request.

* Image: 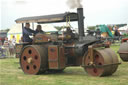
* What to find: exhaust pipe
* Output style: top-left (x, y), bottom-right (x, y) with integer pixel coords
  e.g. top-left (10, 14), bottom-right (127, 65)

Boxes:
top-left (77, 8), bottom-right (85, 41)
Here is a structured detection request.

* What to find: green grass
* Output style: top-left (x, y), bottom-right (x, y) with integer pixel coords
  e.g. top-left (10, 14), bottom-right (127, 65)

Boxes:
top-left (0, 45), bottom-right (128, 85)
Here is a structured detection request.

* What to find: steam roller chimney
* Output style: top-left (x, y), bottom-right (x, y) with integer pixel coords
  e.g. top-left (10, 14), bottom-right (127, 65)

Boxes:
top-left (77, 8), bottom-right (85, 41)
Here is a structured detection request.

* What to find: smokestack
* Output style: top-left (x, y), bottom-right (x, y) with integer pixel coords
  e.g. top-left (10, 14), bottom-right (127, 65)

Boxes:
top-left (77, 8), bottom-right (85, 40)
top-left (66, 0), bottom-right (83, 9)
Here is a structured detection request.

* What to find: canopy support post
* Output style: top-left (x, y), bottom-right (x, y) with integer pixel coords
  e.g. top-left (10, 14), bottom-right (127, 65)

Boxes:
top-left (22, 23), bottom-right (24, 42)
top-left (32, 23), bottom-right (34, 30)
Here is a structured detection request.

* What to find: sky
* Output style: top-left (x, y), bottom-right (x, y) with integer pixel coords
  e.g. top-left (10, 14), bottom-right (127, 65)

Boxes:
top-left (0, 0), bottom-right (128, 29)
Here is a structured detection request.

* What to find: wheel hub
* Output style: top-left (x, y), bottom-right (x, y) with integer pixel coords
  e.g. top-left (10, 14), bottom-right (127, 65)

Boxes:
top-left (27, 57), bottom-right (33, 64)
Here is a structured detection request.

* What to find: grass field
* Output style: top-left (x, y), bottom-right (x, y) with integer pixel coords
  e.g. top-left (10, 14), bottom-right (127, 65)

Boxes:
top-left (0, 45), bottom-right (128, 85)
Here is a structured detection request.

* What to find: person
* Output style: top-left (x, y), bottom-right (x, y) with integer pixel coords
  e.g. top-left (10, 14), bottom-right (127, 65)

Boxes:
top-left (9, 40), bottom-right (14, 57)
top-left (0, 40), bottom-right (2, 46)
top-left (23, 23), bottom-right (36, 42)
top-left (3, 37), bottom-right (10, 57)
top-left (114, 26), bottom-right (120, 36)
top-left (0, 40), bottom-right (4, 58)
top-left (12, 35), bottom-right (16, 46)
top-left (19, 36), bottom-right (23, 43)
top-left (35, 25), bottom-right (44, 34)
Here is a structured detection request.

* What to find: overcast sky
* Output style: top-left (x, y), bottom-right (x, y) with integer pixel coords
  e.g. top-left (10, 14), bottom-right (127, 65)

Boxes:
top-left (0, 0), bottom-right (128, 29)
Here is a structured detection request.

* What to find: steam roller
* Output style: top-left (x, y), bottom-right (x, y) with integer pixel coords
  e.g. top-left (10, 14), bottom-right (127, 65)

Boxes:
top-left (16, 8), bottom-right (120, 77)
top-left (118, 38), bottom-right (128, 62)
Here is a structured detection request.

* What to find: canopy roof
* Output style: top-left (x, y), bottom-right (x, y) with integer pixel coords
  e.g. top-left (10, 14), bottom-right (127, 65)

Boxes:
top-left (15, 12), bottom-right (78, 23)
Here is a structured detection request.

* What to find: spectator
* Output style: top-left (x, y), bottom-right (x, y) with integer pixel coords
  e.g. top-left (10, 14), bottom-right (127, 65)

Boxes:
top-left (3, 37), bottom-right (10, 57)
top-left (114, 26), bottom-right (120, 36)
top-left (19, 36), bottom-right (23, 43)
top-left (11, 35), bottom-right (16, 56)
top-left (0, 40), bottom-right (4, 58)
top-left (12, 35), bottom-right (16, 46)
top-left (9, 40), bottom-right (14, 57)
top-left (0, 40), bottom-right (2, 46)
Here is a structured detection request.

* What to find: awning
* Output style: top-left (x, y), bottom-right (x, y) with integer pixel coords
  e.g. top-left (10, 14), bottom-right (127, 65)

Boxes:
top-left (15, 12), bottom-right (78, 23)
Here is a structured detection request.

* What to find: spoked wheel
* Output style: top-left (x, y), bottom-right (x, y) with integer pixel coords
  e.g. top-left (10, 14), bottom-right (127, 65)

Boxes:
top-left (20, 45), bottom-right (48, 75)
top-left (83, 48), bottom-right (119, 76)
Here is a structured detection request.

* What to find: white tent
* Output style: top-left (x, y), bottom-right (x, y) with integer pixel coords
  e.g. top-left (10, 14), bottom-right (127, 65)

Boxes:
top-left (41, 24), bottom-right (57, 32)
top-left (28, 23), bottom-right (58, 32)
top-left (119, 25), bottom-right (128, 31)
top-left (8, 24), bottom-right (22, 43)
top-left (118, 25), bottom-right (128, 34)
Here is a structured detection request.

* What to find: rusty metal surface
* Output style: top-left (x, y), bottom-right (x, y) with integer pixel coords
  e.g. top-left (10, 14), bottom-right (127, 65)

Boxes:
top-left (64, 43), bottom-right (76, 57)
top-left (59, 47), bottom-right (66, 69)
top-left (48, 46), bottom-right (59, 69)
top-left (48, 45), bottom-right (66, 69)
top-left (118, 42), bottom-right (128, 61)
top-left (76, 57), bottom-right (83, 65)
top-left (85, 44), bottom-right (109, 65)
top-left (104, 48), bottom-right (119, 74)
top-left (20, 45), bottom-right (48, 74)
top-left (84, 49), bottom-right (104, 76)
top-left (33, 34), bottom-right (50, 43)
top-left (33, 34), bottom-right (58, 43)
top-left (83, 48), bottom-right (119, 76)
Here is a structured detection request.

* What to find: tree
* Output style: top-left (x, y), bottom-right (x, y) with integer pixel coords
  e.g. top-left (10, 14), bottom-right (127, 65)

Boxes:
top-left (54, 26), bottom-right (68, 31)
top-left (0, 28), bottom-right (10, 32)
top-left (87, 26), bottom-right (96, 30)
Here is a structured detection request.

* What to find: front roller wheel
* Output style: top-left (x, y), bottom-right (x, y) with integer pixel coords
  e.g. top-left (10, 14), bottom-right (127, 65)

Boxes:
top-left (20, 45), bottom-right (48, 75)
top-left (83, 48), bottom-right (119, 76)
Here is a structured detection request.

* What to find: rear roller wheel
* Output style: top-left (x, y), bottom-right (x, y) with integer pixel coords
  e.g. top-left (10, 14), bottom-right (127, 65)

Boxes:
top-left (20, 45), bottom-right (48, 75)
top-left (83, 48), bottom-right (119, 76)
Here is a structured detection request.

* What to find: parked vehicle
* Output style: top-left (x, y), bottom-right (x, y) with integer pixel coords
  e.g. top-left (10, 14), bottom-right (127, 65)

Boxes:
top-left (118, 38), bottom-right (128, 62)
top-left (0, 32), bottom-right (7, 45)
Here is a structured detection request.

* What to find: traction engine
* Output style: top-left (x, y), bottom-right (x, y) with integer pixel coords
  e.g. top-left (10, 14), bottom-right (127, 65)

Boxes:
top-left (118, 38), bottom-right (128, 62)
top-left (15, 8), bottom-right (120, 76)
